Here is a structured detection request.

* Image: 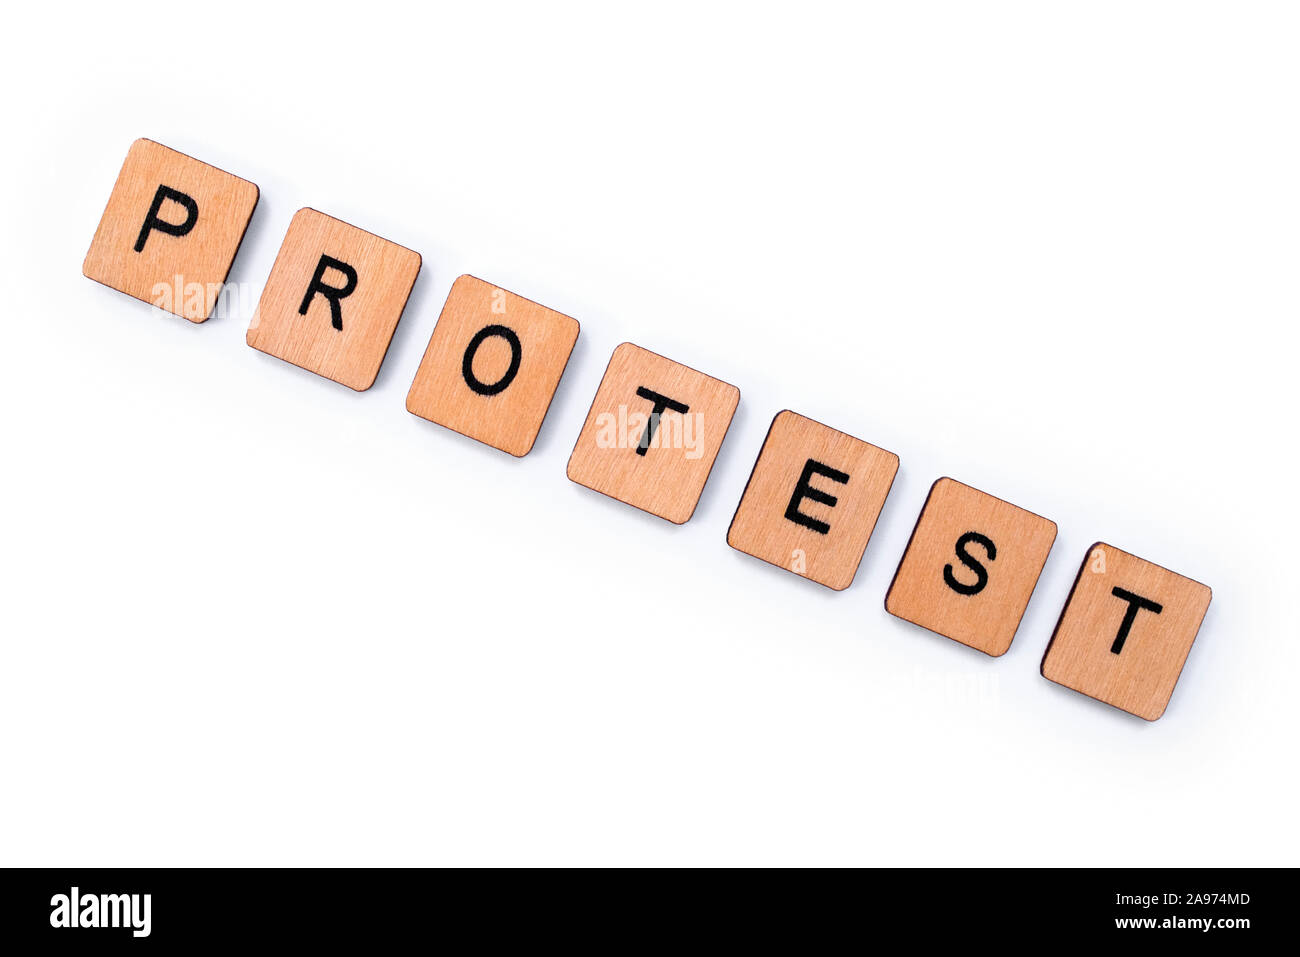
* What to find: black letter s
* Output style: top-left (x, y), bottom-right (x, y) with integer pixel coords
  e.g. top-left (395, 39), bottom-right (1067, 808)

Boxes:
top-left (943, 531), bottom-right (996, 596)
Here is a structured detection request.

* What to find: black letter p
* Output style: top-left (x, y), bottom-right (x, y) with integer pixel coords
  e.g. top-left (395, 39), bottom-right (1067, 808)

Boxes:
top-left (134, 185), bottom-right (199, 253)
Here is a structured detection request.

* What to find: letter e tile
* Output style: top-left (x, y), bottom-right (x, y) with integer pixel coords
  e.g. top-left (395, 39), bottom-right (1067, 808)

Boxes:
top-left (727, 411), bottom-right (898, 590)
top-left (885, 478), bottom-right (1057, 656)
top-left (1041, 543), bottom-right (1212, 720)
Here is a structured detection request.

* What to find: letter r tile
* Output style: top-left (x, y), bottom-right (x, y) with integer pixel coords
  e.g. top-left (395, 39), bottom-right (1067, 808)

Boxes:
top-left (247, 208), bottom-right (421, 391)
top-left (727, 411), bottom-right (899, 590)
top-left (406, 275), bottom-right (580, 456)
top-left (83, 138), bottom-right (259, 322)
top-left (566, 343), bottom-right (739, 524)
top-left (885, 478), bottom-right (1057, 656)
top-left (1042, 544), bottom-right (1212, 720)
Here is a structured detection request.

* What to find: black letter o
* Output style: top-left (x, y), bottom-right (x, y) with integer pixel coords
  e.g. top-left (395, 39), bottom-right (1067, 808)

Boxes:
top-left (462, 324), bottom-right (522, 396)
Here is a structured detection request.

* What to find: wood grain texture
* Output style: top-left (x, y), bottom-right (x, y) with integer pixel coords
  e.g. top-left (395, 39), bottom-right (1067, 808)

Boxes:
top-left (405, 275), bottom-right (579, 456)
top-left (566, 342), bottom-right (739, 524)
top-left (247, 208), bottom-right (421, 391)
top-left (82, 138), bottom-right (259, 322)
top-left (1042, 543), bottom-right (1212, 720)
top-left (885, 478), bottom-right (1057, 655)
top-left (726, 411), bottom-right (898, 590)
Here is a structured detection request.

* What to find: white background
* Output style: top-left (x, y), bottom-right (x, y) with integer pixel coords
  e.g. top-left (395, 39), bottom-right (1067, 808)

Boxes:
top-left (2, 2), bottom-right (1296, 866)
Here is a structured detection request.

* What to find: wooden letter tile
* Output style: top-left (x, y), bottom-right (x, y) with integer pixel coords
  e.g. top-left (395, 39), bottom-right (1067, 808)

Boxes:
top-left (885, 478), bottom-right (1057, 655)
top-left (247, 208), bottom-right (421, 391)
top-left (1041, 544), bottom-right (1212, 720)
top-left (566, 343), bottom-right (739, 524)
top-left (83, 138), bottom-right (259, 322)
top-left (405, 275), bottom-right (580, 456)
top-left (727, 411), bottom-right (898, 590)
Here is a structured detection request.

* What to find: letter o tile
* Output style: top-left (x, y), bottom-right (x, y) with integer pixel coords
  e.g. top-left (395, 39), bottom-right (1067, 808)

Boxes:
top-left (406, 275), bottom-right (579, 456)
